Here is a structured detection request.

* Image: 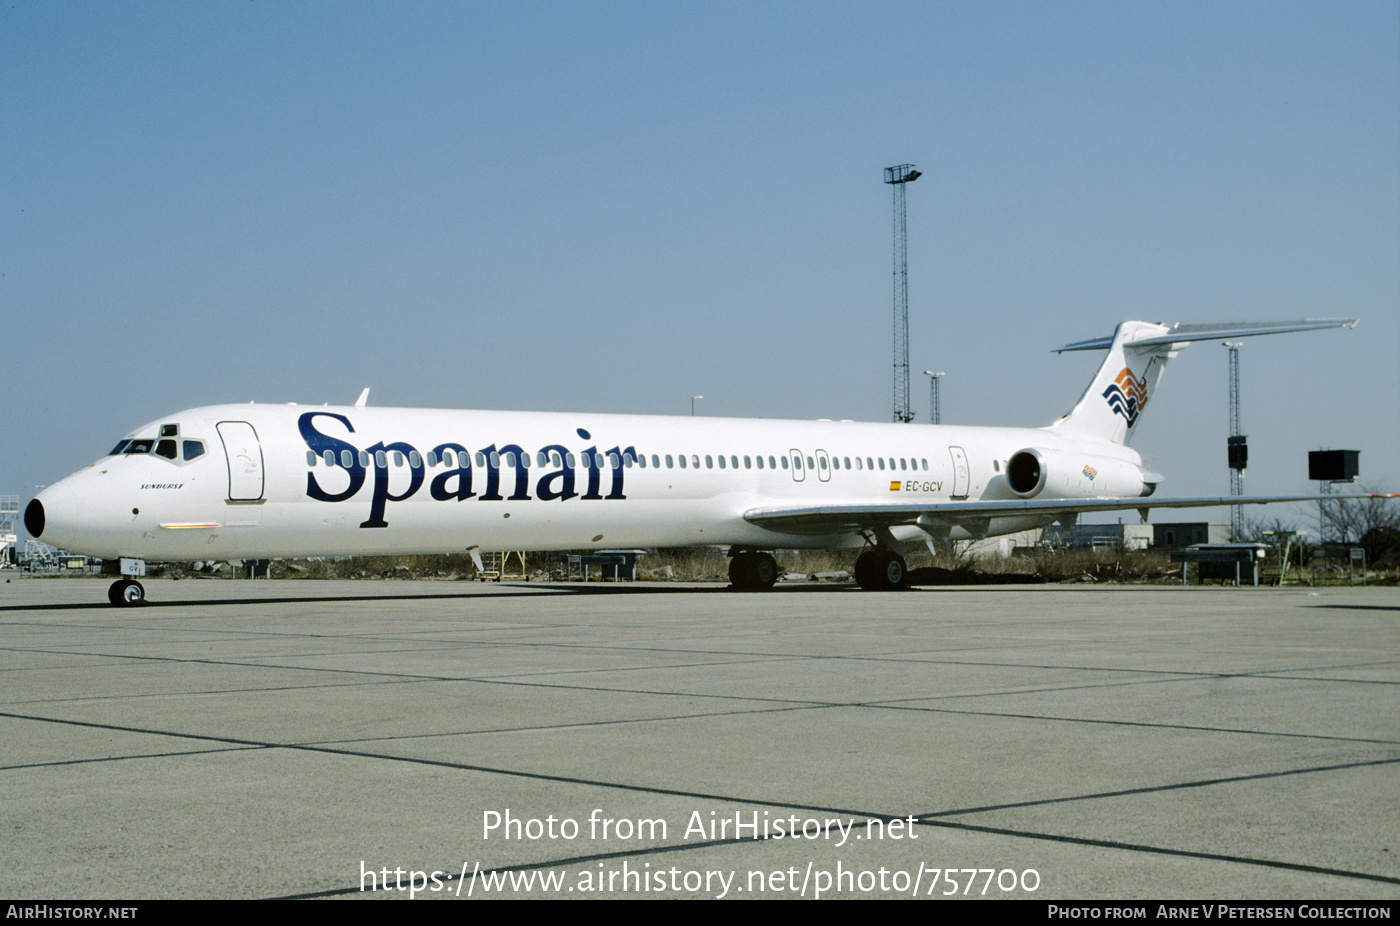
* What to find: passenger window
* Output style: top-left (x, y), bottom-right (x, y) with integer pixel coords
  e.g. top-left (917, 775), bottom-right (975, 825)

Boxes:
top-left (878, 458), bottom-right (885, 470)
top-left (409, 451), bottom-right (422, 468)
top-left (744, 456), bottom-right (751, 469)
top-left (780, 456), bottom-right (788, 469)
top-left (324, 449), bottom-right (336, 467)
top-left (678, 455), bottom-right (687, 469)
top-left (756, 456), bottom-right (764, 469)
top-left (608, 452), bottom-right (620, 468)
top-left (341, 450), bottom-right (353, 468)
top-left (691, 455), bottom-right (699, 469)
top-left (359, 451), bottom-right (370, 468)
top-left (651, 454), bottom-right (660, 468)
top-left (717, 455), bottom-right (726, 469)
top-left (705, 455), bottom-right (714, 469)
top-left (426, 451), bottom-right (438, 467)
top-left (306, 450), bottom-right (317, 466)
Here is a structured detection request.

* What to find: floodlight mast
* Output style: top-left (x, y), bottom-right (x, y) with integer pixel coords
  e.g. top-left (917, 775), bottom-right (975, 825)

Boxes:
top-left (1224, 342), bottom-right (1245, 540)
top-left (885, 164), bottom-right (921, 423)
top-left (924, 370), bottom-right (944, 425)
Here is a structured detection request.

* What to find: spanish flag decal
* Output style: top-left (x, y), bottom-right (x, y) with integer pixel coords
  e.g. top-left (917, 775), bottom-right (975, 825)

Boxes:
top-left (889, 481), bottom-right (901, 491)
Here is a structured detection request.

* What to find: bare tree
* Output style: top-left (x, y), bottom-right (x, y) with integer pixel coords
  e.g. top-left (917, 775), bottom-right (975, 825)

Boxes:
top-left (1319, 488), bottom-right (1400, 564)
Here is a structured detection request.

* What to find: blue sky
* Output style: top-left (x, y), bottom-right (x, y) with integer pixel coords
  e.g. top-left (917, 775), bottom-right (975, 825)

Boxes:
top-left (5, 1), bottom-right (1397, 536)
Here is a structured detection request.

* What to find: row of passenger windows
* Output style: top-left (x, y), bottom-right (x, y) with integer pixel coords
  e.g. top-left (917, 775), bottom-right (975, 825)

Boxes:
top-left (306, 448), bottom-right (933, 473)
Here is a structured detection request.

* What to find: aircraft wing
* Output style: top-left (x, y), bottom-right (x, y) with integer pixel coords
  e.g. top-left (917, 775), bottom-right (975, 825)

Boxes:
top-left (743, 494), bottom-right (1327, 536)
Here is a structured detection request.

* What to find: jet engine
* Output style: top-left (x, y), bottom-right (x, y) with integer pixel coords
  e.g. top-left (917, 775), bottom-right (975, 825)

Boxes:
top-left (1005, 448), bottom-right (1152, 499)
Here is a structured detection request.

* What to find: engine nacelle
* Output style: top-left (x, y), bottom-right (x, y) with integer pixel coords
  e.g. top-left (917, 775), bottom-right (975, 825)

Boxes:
top-left (1006, 448), bottom-right (1151, 499)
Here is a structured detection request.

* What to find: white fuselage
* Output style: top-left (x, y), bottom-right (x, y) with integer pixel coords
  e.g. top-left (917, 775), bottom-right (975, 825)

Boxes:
top-left (31, 403), bottom-right (1147, 561)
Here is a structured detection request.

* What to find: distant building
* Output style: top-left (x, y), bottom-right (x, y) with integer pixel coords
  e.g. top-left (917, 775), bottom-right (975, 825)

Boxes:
top-left (1152, 522), bottom-right (1231, 550)
top-left (1041, 521), bottom-right (1230, 551)
top-left (1042, 522), bottom-right (1153, 550)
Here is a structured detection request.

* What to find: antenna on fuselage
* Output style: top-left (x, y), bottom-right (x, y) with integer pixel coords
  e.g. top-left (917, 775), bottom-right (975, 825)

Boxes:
top-left (354, 388), bottom-right (370, 408)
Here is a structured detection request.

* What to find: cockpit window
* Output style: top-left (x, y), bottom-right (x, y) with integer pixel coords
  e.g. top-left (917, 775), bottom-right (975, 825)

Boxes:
top-left (154, 440), bottom-right (178, 460)
top-left (109, 440), bottom-right (130, 456)
top-left (160, 424), bottom-right (180, 438)
top-left (125, 439), bottom-right (154, 455)
top-left (183, 440), bottom-right (205, 461)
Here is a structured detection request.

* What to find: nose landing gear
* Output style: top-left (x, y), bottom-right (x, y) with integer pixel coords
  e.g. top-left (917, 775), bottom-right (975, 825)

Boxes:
top-left (108, 578), bottom-right (145, 606)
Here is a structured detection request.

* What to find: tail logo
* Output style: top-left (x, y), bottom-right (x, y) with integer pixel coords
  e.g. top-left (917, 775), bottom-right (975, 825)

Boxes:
top-left (1102, 368), bottom-right (1148, 427)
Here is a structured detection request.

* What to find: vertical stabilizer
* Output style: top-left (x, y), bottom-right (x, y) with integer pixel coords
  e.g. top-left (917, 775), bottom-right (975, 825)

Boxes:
top-left (1048, 321), bottom-right (1175, 445)
top-left (1046, 317), bottom-right (1357, 445)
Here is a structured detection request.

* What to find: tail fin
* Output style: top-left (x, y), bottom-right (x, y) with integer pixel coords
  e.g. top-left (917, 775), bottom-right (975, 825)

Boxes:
top-left (1049, 321), bottom-right (1173, 445)
top-left (1047, 318), bottom-right (1358, 446)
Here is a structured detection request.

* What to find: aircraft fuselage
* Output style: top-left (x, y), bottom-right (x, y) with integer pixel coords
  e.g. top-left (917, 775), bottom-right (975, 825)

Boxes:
top-left (30, 403), bottom-right (1143, 561)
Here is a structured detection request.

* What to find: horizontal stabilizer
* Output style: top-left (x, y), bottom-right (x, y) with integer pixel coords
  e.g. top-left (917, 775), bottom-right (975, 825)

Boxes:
top-left (1056, 319), bottom-right (1358, 353)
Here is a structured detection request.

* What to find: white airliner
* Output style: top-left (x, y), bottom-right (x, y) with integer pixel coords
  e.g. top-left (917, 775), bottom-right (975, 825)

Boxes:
top-left (26, 319), bottom-right (1356, 605)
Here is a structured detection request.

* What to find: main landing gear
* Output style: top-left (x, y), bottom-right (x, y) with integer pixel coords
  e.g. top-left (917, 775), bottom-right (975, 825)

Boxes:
top-left (728, 550), bottom-right (779, 591)
top-left (853, 549), bottom-right (908, 591)
top-left (108, 578), bottom-right (145, 606)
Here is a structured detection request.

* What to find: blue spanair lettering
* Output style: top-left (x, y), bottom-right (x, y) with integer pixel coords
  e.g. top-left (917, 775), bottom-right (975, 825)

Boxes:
top-left (606, 446), bottom-right (634, 500)
top-left (429, 443), bottom-right (474, 501)
top-left (577, 429), bottom-right (603, 500)
top-left (499, 444), bottom-right (531, 500)
top-left (478, 444), bottom-right (505, 501)
top-left (361, 441), bottom-right (425, 529)
top-left (534, 444), bottom-right (576, 501)
top-left (300, 412), bottom-right (365, 502)
top-left (580, 446), bottom-right (603, 500)
top-left (298, 419), bottom-right (633, 527)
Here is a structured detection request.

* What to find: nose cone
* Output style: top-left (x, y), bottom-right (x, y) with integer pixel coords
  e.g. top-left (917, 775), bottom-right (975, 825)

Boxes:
top-left (26, 472), bottom-right (125, 558)
top-left (24, 498), bottom-right (44, 539)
